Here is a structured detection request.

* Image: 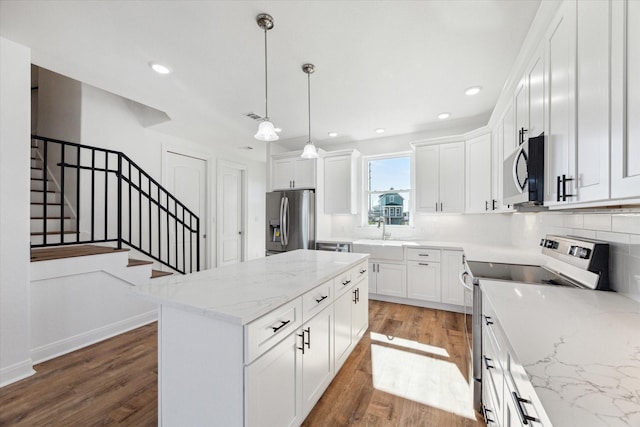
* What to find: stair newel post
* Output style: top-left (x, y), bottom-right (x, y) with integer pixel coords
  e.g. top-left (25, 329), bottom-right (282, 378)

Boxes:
top-left (117, 153), bottom-right (122, 249)
top-left (196, 215), bottom-right (200, 272)
top-left (60, 142), bottom-right (65, 244)
top-left (43, 138), bottom-right (48, 245)
top-left (76, 145), bottom-right (81, 243)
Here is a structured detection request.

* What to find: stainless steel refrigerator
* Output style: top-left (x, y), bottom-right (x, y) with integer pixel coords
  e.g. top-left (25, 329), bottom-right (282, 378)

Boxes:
top-left (265, 190), bottom-right (315, 255)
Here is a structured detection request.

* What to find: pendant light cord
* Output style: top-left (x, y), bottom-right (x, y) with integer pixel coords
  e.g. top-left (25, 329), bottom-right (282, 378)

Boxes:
top-left (307, 71), bottom-right (311, 142)
top-left (264, 28), bottom-right (269, 119)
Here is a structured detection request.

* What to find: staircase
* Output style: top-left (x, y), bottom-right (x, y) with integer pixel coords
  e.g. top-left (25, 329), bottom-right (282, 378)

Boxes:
top-left (28, 137), bottom-right (193, 279)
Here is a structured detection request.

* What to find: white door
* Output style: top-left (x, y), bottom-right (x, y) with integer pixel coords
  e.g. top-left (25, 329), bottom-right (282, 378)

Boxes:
top-left (165, 151), bottom-right (207, 272)
top-left (218, 162), bottom-right (245, 267)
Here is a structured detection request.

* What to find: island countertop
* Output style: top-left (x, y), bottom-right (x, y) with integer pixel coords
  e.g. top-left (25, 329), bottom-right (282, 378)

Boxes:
top-left (481, 281), bottom-right (640, 426)
top-left (134, 249), bottom-right (369, 325)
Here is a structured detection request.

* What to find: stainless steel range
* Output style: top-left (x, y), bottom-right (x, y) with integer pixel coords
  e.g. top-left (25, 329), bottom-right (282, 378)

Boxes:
top-left (460, 235), bottom-right (610, 412)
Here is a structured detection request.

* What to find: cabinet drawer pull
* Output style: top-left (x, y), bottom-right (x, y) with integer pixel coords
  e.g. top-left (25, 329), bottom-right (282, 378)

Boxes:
top-left (271, 320), bottom-right (291, 333)
top-left (418, 254), bottom-right (429, 257)
top-left (512, 392), bottom-right (540, 424)
top-left (342, 279), bottom-right (351, 286)
top-left (359, 269), bottom-right (366, 274)
top-left (418, 262), bottom-right (429, 266)
top-left (483, 355), bottom-right (495, 370)
top-left (484, 315), bottom-right (494, 326)
top-left (315, 295), bottom-right (328, 304)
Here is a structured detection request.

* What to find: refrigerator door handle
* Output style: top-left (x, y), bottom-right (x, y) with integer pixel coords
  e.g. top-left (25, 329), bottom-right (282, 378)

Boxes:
top-left (279, 196), bottom-right (286, 248)
top-left (283, 196), bottom-right (290, 247)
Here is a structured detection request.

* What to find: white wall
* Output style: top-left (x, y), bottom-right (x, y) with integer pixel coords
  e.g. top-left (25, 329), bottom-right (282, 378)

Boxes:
top-left (511, 211), bottom-right (640, 300)
top-left (0, 37), bottom-right (34, 386)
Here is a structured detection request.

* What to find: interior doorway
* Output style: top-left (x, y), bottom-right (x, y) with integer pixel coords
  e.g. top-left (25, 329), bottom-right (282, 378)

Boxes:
top-left (217, 160), bottom-right (247, 267)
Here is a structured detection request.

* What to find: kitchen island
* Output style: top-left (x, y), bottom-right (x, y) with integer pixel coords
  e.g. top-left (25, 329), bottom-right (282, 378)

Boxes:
top-left (135, 249), bottom-right (369, 427)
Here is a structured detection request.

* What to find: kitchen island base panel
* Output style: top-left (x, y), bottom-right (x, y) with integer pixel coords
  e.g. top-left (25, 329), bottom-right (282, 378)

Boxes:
top-left (369, 293), bottom-right (465, 314)
top-left (160, 305), bottom-right (244, 427)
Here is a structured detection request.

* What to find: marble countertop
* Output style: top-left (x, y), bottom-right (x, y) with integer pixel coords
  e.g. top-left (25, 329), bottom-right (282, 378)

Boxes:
top-left (481, 281), bottom-right (640, 426)
top-left (134, 250), bottom-right (368, 325)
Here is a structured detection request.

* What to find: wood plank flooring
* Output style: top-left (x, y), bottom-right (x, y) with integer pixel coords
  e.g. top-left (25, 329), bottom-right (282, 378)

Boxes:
top-left (0, 301), bottom-right (484, 426)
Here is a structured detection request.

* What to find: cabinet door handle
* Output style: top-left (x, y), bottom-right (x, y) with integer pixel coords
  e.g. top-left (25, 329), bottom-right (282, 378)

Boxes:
top-left (483, 406), bottom-right (495, 424)
top-left (440, 202), bottom-right (443, 211)
top-left (418, 263), bottom-right (429, 266)
top-left (356, 287), bottom-right (360, 303)
top-left (315, 295), bottom-right (328, 304)
top-left (556, 175), bottom-right (562, 202)
top-left (435, 202), bottom-right (438, 212)
top-left (483, 315), bottom-right (493, 326)
top-left (492, 199), bottom-right (497, 210)
top-left (485, 200), bottom-right (489, 211)
top-left (483, 356), bottom-right (495, 370)
top-left (272, 320), bottom-right (291, 333)
top-left (561, 174), bottom-right (574, 201)
top-left (512, 392), bottom-right (540, 424)
top-left (353, 288), bottom-right (358, 303)
top-left (304, 327), bottom-right (311, 349)
top-left (297, 330), bottom-right (305, 354)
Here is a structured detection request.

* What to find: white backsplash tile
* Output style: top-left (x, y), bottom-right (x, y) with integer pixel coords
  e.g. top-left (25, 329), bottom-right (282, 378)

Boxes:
top-left (583, 214), bottom-right (612, 232)
top-left (628, 256), bottom-right (640, 297)
top-left (612, 214), bottom-right (640, 235)
top-left (630, 235), bottom-right (640, 258)
top-left (570, 228), bottom-right (597, 239)
top-left (594, 231), bottom-right (631, 254)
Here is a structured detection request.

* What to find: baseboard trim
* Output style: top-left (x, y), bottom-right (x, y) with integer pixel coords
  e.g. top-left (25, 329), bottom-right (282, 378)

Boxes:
top-left (369, 293), bottom-right (465, 314)
top-left (0, 359), bottom-right (36, 388)
top-left (31, 309), bottom-right (158, 364)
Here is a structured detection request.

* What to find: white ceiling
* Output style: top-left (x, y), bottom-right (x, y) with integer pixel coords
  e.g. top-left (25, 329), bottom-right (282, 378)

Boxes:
top-left (1, 0), bottom-right (541, 159)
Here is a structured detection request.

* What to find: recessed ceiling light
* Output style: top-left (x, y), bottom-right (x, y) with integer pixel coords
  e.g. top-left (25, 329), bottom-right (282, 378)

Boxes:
top-left (438, 112), bottom-right (451, 120)
top-left (328, 132), bottom-right (338, 137)
top-left (375, 128), bottom-right (385, 134)
top-left (274, 127), bottom-right (282, 133)
top-left (149, 62), bottom-right (172, 75)
top-left (465, 86), bottom-right (482, 96)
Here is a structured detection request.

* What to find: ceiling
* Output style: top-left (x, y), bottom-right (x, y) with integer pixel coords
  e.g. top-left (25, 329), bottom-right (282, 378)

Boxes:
top-left (1, 0), bottom-right (541, 160)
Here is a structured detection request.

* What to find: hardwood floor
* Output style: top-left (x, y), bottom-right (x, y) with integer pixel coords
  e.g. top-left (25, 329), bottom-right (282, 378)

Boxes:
top-left (0, 301), bottom-right (484, 427)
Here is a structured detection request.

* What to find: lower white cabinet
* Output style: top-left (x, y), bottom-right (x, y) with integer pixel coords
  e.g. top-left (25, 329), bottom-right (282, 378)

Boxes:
top-left (334, 277), bottom-right (369, 371)
top-left (301, 305), bottom-right (334, 415)
top-left (441, 250), bottom-right (465, 306)
top-left (246, 332), bottom-right (302, 427)
top-left (407, 260), bottom-right (441, 302)
top-left (369, 261), bottom-right (406, 297)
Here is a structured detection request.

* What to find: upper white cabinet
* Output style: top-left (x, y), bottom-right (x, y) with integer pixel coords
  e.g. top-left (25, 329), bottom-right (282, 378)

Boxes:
top-left (611, 0), bottom-right (640, 199)
top-left (323, 150), bottom-right (360, 214)
top-left (271, 153), bottom-right (317, 191)
top-left (414, 142), bottom-right (465, 213)
top-left (465, 133), bottom-right (493, 212)
top-left (544, 0), bottom-right (577, 206)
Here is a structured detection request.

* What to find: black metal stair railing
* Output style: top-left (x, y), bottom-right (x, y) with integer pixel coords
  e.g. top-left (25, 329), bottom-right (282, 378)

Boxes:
top-left (30, 135), bottom-right (200, 274)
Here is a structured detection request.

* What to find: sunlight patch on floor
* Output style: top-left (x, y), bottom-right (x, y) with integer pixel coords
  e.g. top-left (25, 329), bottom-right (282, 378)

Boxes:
top-left (371, 343), bottom-right (476, 420)
top-left (369, 332), bottom-right (450, 358)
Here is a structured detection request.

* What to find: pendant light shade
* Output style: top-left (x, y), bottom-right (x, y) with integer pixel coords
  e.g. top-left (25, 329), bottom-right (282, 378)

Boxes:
top-left (301, 63), bottom-right (318, 159)
top-left (255, 14), bottom-right (279, 142)
top-left (254, 120), bottom-right (279, 141)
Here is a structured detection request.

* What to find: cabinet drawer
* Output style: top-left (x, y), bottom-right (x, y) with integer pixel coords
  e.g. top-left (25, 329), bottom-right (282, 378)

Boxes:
top-left (245, 298), bottom-right (303, 364)
top-left (303, 280), bottom-right (333, 321)
top-left (352, 261), bottom-right (368, 283)
top-left (333, 270), bottom-right (354, 298)
top-left (407, 248), bottom-right (441, 262)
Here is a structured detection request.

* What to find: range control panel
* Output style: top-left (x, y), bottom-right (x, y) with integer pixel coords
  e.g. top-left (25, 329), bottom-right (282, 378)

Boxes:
top-left (540, 238), bottom-right (594, 260)
top-left (540, 234), bottom-right (609, 273)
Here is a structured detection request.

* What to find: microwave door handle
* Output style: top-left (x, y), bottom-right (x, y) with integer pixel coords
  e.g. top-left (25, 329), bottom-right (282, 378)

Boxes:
top-left (513, 148), bottom-right (528, 193)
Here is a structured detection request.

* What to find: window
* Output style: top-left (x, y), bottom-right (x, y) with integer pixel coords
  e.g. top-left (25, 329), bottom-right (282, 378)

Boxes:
top-left (365, 155), bottom-right (411, 226)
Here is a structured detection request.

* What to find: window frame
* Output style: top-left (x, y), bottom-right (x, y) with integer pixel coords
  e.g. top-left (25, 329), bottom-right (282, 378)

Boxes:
top-left (361, 152), bottom-right (413, 228)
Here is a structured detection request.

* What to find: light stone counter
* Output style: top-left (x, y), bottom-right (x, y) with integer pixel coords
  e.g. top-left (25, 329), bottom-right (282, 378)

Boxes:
top-left (134, 249), bottom-right (368, 325)
top-left (481, 281), bottom-right (640, 426)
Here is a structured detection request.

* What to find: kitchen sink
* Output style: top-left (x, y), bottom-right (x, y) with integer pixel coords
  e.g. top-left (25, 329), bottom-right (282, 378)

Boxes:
top-left (352, 239), bottom-right (413, 261)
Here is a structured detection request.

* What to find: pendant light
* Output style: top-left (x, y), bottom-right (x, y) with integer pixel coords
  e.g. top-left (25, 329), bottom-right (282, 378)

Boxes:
top-left (254, 14), bottom-right (279, 141)
top-left (301, 63), bottom-right (318, 159)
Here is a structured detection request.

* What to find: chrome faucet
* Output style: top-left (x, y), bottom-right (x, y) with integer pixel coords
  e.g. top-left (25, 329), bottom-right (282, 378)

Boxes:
top-left (377, 215), bottom-right (391, 240)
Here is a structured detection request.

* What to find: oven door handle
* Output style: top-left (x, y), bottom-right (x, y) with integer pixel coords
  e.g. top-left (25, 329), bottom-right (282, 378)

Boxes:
top-left (459, 270), bottom-right (473, 291)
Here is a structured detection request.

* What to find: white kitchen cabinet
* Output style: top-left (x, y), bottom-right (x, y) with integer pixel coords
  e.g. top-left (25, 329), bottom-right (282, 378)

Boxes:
top-left (407, 260), bottom-right (441, 302)
top-left (544, 0), bottom-right (577, 206)
top-left (369, 262), bottom-right (406, 298)
top-left (414, 142), bottom-right (465, 213)
top-left (334, 272), bottom-right (369, 372)
top-left (502, 102), bottom-right (516, 159)
top-left (441, 250), bottom-right (465, 306)
top-left (271, 153), bottom-right (317, 191)
top-left (301, 305), bottom-right (334, 415)
top-left (246, 332), bottom-right (302, 427)
top-left (465, 133), bottom-right (493, 213)
top-left (611, 0), bottom-right (640, 199)
top-left (323, 150), bottom-right (360, 214)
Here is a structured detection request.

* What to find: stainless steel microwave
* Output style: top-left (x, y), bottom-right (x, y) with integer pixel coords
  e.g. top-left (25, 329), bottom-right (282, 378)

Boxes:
top-left (503, 134), bottom-right (545, 206)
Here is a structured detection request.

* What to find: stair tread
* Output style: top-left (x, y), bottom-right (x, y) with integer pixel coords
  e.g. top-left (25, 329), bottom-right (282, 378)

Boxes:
top-left (30, 245), bottom-right (130, 262)
top-left (151, 269), bottom-right (173, 279)
top-left (128, 258), bottom-right (154, 267)
top-left (30, 189), bottom-right (57, 193)
top-left (31, 216), bottom-right (71, 219)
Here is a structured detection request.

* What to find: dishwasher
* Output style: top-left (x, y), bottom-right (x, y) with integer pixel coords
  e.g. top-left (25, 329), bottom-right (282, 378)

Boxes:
top-left (315, 241), bottom-right (352, 252)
